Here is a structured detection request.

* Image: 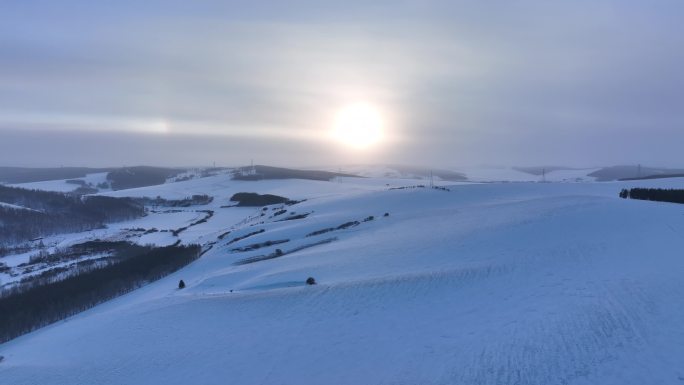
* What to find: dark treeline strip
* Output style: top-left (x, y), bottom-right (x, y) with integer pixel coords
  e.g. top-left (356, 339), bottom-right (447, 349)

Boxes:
top-left (0, 185), bottom-right (143, 244)
top-left (0, 243), bottom-right (200, 343)
top-left (231, 239), bottom-right (289, 253)
top-left (225, 229), bottom-right (265, 245)
top-left (306, 220), bottom-right (361, 237)
top-left (171, 210), bottom-right (214, 236)
top-left (135, 194), bottom-right (213, 207)
top-left (620, 188), bottom-right (684, 204)
top-left (234, 237), bottom-right (337, 266)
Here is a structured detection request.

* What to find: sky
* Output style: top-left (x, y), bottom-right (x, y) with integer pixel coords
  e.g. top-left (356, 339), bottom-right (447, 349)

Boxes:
top-left (1, 0), bottom-right (683, 168)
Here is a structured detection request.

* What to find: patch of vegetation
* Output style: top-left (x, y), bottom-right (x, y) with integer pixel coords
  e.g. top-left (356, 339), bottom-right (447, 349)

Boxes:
top-left (0, 243), bottom-right (201, 343)
top-left (171, 210), bottom-right (214, 236)
top-left (234, 238), bottom-right (337, 265)
top-left (70, 186), bottom-right (99, 195)
top-left (231, 239), bottom-right (290, 253)
top-left (135, 194), bottom-right (213, 207)
top-left (275, 212), bottom-right (310, 221)
top-left (0, 185), bottom-right (144, 244)
top-left (619, 188), bottom-right (684, 204)
top-left (306, 220), bottom-right (360, 237)
top-left (225, 229), bottom-right (265, 245)
top-left (229, 192), bottom-right (294, 207)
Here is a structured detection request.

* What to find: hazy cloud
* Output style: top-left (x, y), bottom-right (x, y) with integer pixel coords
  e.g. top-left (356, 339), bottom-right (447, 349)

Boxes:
top-left (1, 0), bottom-right (683, 167)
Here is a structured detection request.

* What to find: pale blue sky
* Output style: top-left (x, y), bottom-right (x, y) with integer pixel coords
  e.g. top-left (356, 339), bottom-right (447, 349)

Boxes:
top-left (1, 1), bottom-right (683, 167)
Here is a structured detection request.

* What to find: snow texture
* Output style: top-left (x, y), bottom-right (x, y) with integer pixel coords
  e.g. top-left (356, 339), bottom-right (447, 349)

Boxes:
top-left (1, 172), bottom-right (684, 384)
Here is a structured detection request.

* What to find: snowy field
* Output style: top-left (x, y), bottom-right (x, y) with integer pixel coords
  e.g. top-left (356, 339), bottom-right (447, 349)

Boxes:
top-left (9, 172), bottom-right (111, 193)
top-left (2, 173), bottom-right (684, 384)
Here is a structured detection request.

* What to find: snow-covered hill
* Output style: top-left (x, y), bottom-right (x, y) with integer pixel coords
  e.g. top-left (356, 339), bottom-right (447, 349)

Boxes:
top-left (2, 173), bottom-right (684, 384)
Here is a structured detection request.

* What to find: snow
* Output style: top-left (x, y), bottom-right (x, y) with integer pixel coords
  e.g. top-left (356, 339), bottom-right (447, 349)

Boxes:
top-left (0, 202), bottom-right (39, 212)
top-left (9, 172), bottom-right (110, 193)
top-left (2, 174), bottom-right (684, 384)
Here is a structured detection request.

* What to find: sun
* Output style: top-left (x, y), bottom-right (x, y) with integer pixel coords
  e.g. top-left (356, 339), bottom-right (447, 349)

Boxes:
top-left (331, 103), bottom-right (384, 149)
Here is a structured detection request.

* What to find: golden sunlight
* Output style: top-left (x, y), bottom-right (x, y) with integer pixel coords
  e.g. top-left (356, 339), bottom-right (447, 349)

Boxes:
top-left (331, 103), bottom-right (384, 149)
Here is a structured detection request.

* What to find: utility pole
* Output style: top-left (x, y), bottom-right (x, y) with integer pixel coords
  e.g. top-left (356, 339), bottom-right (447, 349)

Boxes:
top-left (637, 164), bottom-right (642, 178)
top-left (542, 168), bottom-right (546, 183)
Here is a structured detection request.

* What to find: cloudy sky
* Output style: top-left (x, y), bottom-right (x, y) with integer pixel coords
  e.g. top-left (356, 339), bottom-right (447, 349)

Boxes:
top-left (1, 1), bottom-right (683, 168)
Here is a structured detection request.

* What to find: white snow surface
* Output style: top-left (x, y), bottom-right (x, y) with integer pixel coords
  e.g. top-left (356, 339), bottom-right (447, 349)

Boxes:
top-left (2, 175), bottom-right (684, 384)
top-left (9, 172), bottom-right (110, 193)
top-left (0, 202), bottom-right (38, 212)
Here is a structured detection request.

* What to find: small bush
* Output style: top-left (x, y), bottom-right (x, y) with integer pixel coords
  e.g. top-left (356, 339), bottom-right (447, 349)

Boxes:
top-left (383, 212), bottom-right (390, 217)
top-left (178, 279), bottom-right (186, 289)
top-left (306, 277), bottom-right (316, 285)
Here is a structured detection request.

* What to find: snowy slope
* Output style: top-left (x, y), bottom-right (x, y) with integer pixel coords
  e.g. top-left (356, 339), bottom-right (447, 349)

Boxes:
top-left (9, 172), bottom-right (110, 193)
top-left (2, 176), bottom-right (684, 384)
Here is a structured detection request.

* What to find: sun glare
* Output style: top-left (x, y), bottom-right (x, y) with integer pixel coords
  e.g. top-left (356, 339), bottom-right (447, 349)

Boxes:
top-left (332, 103), bottom-right (384, 149)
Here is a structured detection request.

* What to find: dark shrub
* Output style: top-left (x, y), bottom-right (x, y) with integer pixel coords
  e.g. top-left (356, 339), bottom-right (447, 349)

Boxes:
top-left (306, 277), bottom-right (316, 285)
top-left (384, 212), bottom-right (390, 217)
top-left (178, 279), bottom-right (186, 289)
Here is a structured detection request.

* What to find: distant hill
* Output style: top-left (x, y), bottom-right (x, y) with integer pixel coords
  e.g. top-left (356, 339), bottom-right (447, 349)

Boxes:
top-left (513, 166), bottom-right (582, 176)
top-left (589, 166), bottom-right (684, 181)
top-left (0, 167), bottom-right (112, 184)
top-left (388, 165), bottom-right (467, 181)
top-left (106, 166), bottom-right (185, 190)
top-left (619, 173), bottom-right (684, 181)
top-left (233, 165), bottom-right (357, 181)
top-left (339, 164), bottom-right (467, 181)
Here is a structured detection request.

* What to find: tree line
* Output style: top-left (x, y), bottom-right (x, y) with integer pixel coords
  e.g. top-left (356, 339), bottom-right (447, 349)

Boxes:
top-left (0, 242), bottom-right (201, 343)
top-left (0, 185), bottom-right (144, 244)
top-left (619, 188), bottom-right (684, 204)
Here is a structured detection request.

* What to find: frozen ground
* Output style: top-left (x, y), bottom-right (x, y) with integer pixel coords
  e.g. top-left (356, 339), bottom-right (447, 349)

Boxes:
top-left (1, 173), bottom-right (684, 384)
